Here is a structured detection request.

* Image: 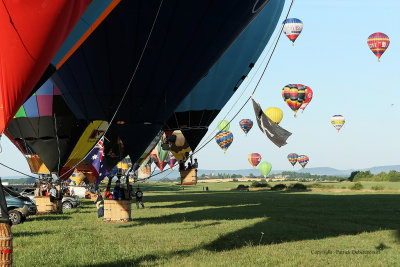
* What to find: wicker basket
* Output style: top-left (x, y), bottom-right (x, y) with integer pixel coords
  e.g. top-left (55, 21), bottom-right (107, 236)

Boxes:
top-left (36, 196), bottom-right (61, 214)
top-left (180, 169), bottom-right (197, 185)
top-left (103, 200), bottom-right (131, 223)
top-left (0, 223), bottom-right (12, 267)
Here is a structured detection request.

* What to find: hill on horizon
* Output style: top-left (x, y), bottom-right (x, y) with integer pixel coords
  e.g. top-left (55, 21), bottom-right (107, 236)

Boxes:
top-left (151, 165), bottom-right (400, 180)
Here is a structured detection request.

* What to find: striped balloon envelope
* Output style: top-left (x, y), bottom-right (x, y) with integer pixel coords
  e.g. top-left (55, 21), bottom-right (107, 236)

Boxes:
top-left (215, 131), bottom-right (233, 152)
top-left (248, 153), bottom-right (262, 168)
top-left (239, 119), bottom-right (253, 135)
top-left (331, 115), bottom-right (345, 132)
top-left (282, 84), bottom-right (307, 117)
top-left (287, 153), bottom-right (298, 167)
top-left (298, 155), bottom-right (309, 168)
top-left (367, 32), bottom-right (390, 61)
top-left (282, 18), bottom-right (303, 45)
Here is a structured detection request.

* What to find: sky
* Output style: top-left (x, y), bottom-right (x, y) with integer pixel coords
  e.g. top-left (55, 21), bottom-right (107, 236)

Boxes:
top-left (0, 0), bottom-right (399, 177)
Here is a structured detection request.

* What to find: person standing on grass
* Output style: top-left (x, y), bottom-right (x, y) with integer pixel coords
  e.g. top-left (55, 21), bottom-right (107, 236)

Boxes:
top-left (135, 187), bottom-right (145, 208)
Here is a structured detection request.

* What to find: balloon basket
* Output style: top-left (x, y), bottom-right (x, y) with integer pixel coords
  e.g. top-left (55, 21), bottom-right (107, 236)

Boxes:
top-left (35, 196), bottom-right (62, 215)
top-left (103, 200), bottom-right (131, 223)
top-left (0, 223), bottom-right (12, 267)
top-left (180, 169), bottom-right (197, 186)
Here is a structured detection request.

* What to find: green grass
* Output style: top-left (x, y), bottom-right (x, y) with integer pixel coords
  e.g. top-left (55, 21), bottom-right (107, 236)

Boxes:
top-left (12, 182), bottom-right (400, 266)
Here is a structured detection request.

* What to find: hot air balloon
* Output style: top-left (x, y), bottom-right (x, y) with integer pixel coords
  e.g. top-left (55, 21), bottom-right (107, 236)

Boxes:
top-left (218, 120), bottom-right (231, 132)
top-left (0, 1), bottom-right (91, 134)
top-left (367, 32), bottom-right (390, 62)
top-left (287, 153), bottom-right (298, 167)
top-left (299, 86), bottom-right (313, 113)
top-left (215, 131), bottom-right (233, 152)
top-left (69, 170), bottom-right (86, 186)
top-left (298, 155), bottom-right (309, 168)
top-left (239, 119), bottom-right (254, 135)
top-left (259, 162), bottom-right (272, 178)
top-left (282, 84), bottom-right (307, 117)
top-left (52, 0), bottom-right (274, 166)
top-left (282, 18), bottom-right (303, 45)
top-left (6, 80), bottom-right (88, 176)
top-left (168, 153), bottom-right (177, 168)
top-left (160, 0), bottom-right (285, 153)
top-left (331, 115), bottom-right (345, 132)
top-left (248, 153), bottom-right (262, 168)
top-left (264, 107), bottom-right (283, 124)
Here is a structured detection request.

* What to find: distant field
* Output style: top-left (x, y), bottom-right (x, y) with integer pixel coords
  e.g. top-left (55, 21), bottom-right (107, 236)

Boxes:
top-left (12, 181), bottom-right (400, 266)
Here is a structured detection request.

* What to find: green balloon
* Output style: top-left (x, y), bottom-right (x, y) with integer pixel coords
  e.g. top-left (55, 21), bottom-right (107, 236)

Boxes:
top-left (218, 120), bottom-right (230, 131)
top-left (259, 161), bottom-right (272, 177)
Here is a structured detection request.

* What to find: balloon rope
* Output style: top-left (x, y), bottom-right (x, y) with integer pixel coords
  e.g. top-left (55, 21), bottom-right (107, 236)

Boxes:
top-left (0, 162), bottom-right (39, 180)
top-left (58, 0), bottom-right (164, 180)
top-left (125, 0), bottom-right (297, 181)
top-left (54, 114), bottom-right (62, 176)
top-left (192, 0), bottom-right (296, 156)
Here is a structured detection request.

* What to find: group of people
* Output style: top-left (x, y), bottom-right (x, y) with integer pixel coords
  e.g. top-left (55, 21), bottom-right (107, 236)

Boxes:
top-left (179, 158), bottom-right (198, 171)
top-left (103, 180), bottom-right (145, 208)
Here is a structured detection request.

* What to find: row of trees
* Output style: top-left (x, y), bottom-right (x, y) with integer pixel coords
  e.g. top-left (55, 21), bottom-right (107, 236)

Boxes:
top-left (349, 170), bottom-right (400, 182)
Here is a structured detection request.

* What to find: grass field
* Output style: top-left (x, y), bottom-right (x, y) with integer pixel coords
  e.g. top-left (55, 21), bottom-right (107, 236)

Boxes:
top-left (12, 182), bottom-right (400, 266)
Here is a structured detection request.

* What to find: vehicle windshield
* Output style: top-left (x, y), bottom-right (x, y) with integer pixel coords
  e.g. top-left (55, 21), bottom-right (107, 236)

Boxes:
top-left (4, 186), bottom-right (23, 198)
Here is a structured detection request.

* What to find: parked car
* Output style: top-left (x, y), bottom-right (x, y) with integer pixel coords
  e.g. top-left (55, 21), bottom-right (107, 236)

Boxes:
top-left (20, 188), bottom-right (79, 210)
top-left (3, 186), bottom-right (37, 225)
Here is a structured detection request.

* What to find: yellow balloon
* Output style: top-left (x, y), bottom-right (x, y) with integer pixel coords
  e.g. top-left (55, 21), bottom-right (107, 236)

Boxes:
top-left (69, 170), bottom-right (85, 186)
top-left (264, 107), bottom-right (283, 124)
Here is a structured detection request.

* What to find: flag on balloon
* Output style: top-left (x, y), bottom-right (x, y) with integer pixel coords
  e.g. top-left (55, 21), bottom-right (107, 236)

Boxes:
top-left (252, 97), bottom-right (291, 147)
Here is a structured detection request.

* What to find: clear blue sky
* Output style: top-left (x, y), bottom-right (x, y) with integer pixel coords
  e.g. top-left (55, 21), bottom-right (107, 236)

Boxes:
top-left (0, 0), bottom-right (399, 177)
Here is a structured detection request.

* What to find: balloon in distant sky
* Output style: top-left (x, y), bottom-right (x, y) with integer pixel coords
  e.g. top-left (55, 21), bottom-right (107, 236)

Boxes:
top-left (331, 115), bottom-right (345, 132)
top-left (215, 131), bottom-right (233, 152)
top-left (218, 120), bottom-right (230, 132)
top-left (282, 18), bottom-right (303, 45)
top-left (282, 84), bottom-right (307, 117)
top-left (259, 161), bottom-right (272, 177)
top-left (248, 153), bottom-right (262, 168)
top-left (298, 155), bottom-right (309, 168)
top-left (264, 107), bottom-right (283, 124)
top-left (367, 32), bottom-right (390, 62)
top-left (300, 86), bottom-right (313, 113)
top-left (239, 119), bottom-right (253, 135)
top-left (287, 153), bottom-right (298, 167)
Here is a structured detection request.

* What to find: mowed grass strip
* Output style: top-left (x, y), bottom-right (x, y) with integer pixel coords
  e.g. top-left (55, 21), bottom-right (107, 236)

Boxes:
top-left (12, 182), bottom-right (400, 266)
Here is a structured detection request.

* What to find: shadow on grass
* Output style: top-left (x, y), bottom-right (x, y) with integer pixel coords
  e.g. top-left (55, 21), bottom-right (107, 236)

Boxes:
top-left (13, 230), bottom-right (55, 237)
top-left (123, 191), bottom-right (400, 252)
top-left (30, 215), bottom-right (72, 221)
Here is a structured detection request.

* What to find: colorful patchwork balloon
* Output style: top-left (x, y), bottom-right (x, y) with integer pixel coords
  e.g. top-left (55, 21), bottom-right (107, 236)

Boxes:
top-left (331, 115), bottom-right (345, 132)
top-left (298, 155), bottom-right (309, 168)
top-left (299, 86), bottom-right (313, 113)
top-left (259, 161), bottom-right (272, 177)
top-left (287, 153), bottom-right (298, 167)
top-left (282, 18), bottom-right (303, 45)
top-left (248, 153), bottom-right (262, 168)
top-left (282, 84), bottom-right (307, 117)
top-left (239, 119), bottom-right (253, 135)
top-left (367, 32), bottom-right (390, 62)
top-left (215, 131), bottom-right (233, 152)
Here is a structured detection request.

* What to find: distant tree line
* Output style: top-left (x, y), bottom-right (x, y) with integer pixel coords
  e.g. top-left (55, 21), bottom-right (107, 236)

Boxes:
top-left (2, 177), bottom-right (36, 185)
top-left (349, 170), bottom-right (400, 182)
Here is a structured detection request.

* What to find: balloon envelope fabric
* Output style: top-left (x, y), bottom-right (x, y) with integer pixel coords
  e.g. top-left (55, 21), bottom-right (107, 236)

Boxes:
top-left (215, 131), bottom-right (233, 152)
